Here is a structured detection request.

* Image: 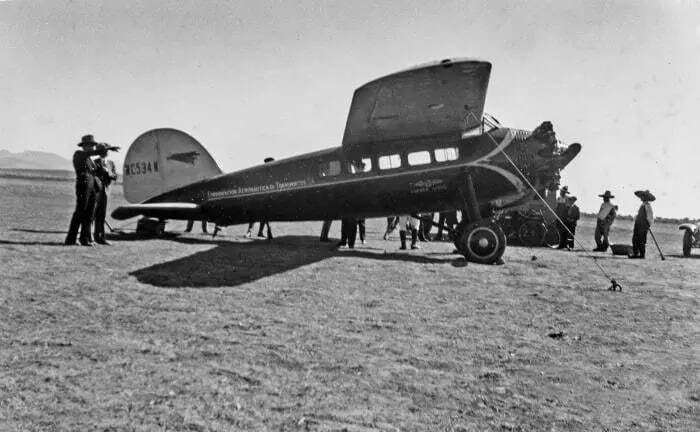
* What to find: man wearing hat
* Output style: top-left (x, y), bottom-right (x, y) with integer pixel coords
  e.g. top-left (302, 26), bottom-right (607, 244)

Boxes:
top-left (65, 135), bottom-right (106, 246)
top-left (593, 190), bottom-right (617, 252)
top-left (564, 196), bottom-right (580, 250)
top-left (630, 190), bottom-right (655, 259)
top-left (555, 186), bottom-right (571, 249)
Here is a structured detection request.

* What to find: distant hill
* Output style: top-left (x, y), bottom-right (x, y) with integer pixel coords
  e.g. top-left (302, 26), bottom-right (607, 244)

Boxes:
top-left (0, 149), bottom-right (72, 170)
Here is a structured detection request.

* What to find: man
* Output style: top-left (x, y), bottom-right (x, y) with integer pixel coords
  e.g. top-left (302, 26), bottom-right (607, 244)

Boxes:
top-left (319, 220), bottom-right (333, 242)
top-left (593, 190), bottom-right (617, 252)
top-left (93, 143), bottom-right (119, 245)
top-left (337, 217), bottom-right (358, 249)
top-left (186, 219), bottom-right (208, 234)
top-left (418, 213), bottom-right (434, 242)
top-left (434, 211), bottom-right (458, 241)
top-left (357, 218), bottom-right (366, 244)
top-left (398, 215), bottom-right (420, 250)
top-left (564, 196), bottom-right (580, 250)
top-left (630, 190), bottom-right (655, 259)
top-left (65, 134), bottom-right (105, 246)
top-left (555, 186), bottom-right (570, 249)
top-left (383, 216), bottom-right (398, 240)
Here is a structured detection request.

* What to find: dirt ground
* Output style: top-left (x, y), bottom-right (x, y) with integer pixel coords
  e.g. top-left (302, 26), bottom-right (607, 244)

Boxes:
top-left (1, 177), bottom-right (698, 431)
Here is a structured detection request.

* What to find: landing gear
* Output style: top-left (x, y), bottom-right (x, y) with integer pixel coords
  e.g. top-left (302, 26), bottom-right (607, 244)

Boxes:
top-left (454, 169), bottom-right (508, 264)
top-left (454, 220), bottom-right (507, 264)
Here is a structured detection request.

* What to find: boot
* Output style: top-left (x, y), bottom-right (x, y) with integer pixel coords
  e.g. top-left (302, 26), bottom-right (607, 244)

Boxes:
top-left (411, 228), bottom-right (420, 249)
top-left (399, 231), bottom-right (407, 250)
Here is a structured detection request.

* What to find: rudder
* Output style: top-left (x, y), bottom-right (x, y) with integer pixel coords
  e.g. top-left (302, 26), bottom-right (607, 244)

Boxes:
top-left (122, 128), bottom-right (222, 203)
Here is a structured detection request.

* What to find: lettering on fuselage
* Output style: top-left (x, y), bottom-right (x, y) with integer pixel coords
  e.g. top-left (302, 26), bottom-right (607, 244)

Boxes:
top-left (208, 179), bottom-right (308, 199)
top-left (124, 161), bottom-right (158, 176)
top-left (409, 178), bottom-right (447, 194)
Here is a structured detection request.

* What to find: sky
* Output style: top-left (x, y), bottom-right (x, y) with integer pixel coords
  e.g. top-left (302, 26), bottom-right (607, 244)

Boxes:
top-left (1, 0), bottom-right (699, 217)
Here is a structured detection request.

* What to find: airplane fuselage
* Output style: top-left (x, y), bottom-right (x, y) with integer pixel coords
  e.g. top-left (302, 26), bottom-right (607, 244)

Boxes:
top-left (138, 126), bottom-right (579, 226)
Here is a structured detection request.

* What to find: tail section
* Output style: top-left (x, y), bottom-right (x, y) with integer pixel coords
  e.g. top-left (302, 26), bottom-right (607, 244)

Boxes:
top-left (122, 128), bottom-right (222, 203)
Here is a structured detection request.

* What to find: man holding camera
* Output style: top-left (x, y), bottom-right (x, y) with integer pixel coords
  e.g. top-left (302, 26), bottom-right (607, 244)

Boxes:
top-left (64, 134), bottom-right (119, 246)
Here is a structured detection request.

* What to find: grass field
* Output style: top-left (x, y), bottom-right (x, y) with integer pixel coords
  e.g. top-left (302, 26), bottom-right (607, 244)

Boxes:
top-left (1, 177), bottom-right (698, 431)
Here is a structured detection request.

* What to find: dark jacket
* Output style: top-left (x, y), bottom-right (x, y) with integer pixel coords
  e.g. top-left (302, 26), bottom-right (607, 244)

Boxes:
top-left (72, 149), bottom-right (100, 177)
top-left (567, 205), bottom-right (580, 223)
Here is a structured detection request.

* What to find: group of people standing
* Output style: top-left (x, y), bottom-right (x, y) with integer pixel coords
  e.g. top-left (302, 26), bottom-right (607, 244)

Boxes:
top-left (65, 134), bottom-right (119, 246)
top-left (555, 185), bottom-right (656, 259)
top-left (318, 211), bottom-right (459, 250)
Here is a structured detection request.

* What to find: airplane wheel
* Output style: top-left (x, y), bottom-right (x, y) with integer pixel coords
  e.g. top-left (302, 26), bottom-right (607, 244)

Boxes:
top-left (454, 220), bottom-right (507, 264)
top-left (683, 230), bottom-right (692, 257)
top-left (544, 223), bottom-right (561, 249)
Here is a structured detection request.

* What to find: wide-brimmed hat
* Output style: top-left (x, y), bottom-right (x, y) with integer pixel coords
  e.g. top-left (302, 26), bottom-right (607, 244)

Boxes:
top-left (634, 189), bottom-right (656, 202)
top-left (263, 157), bottom-right (275, 163)
top-left (560, 186), bottom-right (569, 195)
top-left (598, 190), bottom-right (615, 199)
top-left (78, 134), bottom-right (97, 147)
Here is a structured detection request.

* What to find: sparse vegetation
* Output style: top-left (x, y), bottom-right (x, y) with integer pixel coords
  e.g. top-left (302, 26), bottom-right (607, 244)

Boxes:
top-left (1, 177), bottom-right (698, 431)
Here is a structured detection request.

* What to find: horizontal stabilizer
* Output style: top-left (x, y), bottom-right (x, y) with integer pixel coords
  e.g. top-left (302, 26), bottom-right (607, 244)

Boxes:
top-left (111, 203), bottom-right (202, 221)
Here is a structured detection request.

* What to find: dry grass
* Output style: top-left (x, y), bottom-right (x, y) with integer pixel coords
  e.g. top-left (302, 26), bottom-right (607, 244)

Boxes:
top-left (1, 177), bottom-right (698, 431)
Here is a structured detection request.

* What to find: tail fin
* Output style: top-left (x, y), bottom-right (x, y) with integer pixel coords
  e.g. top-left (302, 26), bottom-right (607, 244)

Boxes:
top-left (122, 128), bottom-right (222, 203)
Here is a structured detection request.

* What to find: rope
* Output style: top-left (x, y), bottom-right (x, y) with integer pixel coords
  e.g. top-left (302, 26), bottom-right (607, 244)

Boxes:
top-left (483, 129), bottom-right (622, 291)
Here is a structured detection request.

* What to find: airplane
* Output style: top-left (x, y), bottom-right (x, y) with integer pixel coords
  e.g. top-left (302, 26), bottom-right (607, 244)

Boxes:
top-left (112, 58), bottom-right (581, 264)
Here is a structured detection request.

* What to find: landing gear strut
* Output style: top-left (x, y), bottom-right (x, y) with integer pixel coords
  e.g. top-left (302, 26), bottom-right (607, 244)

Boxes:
top-left (453, 169), bottom-right (507, 264)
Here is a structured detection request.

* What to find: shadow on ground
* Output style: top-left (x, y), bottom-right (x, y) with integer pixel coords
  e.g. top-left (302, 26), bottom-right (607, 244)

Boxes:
top-left (10, 228), bottom-right (68, 234)
top-left (128, 235), bottom-right (465, 288)
top-left (0, 240), bottom-right (66, 246)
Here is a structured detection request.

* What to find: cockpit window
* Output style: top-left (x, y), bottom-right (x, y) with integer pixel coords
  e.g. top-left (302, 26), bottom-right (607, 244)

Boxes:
top-left (348, 158), bottom-right (372, 174)
top-left (408, 151), bottom-right (431, 166)
top-left (434, 147), bottom-right (459, 162)
top-left (318, 160), bottom-right (341, 177)
top-left (378, 154), bottom-right (401, 170)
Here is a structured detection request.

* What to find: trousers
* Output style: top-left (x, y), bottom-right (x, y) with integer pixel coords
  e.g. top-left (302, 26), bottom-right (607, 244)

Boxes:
top-left (594, 219), bottom-right (611, 250)
top-left (65, 175), bottom-right (96, 244)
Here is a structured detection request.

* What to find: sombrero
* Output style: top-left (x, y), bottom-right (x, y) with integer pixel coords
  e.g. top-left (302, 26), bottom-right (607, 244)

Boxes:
top-left (598, 190), bottom-right (615, 199)
top-left (634, 190), bottom-right (656, 202)
top-left (78, 134), bottom-right (97, 147)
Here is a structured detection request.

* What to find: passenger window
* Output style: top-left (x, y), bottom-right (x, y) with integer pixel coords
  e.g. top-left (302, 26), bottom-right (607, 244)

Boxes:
top-left (378, 154), bottom-right (401, 170)
top-left (408, 151), bottom-right (431, 166)
top-left (434, 147), bottom-right (459, 162)
top-left (318, 160), bottom-right (341, 177)
top-left (348, 158), bottom-right (372, 174)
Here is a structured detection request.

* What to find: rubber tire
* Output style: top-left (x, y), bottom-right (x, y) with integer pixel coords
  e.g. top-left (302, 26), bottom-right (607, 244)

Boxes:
top-left (683, 229), bottom-right (693, 257)
top-left (454, 220), bottom-right (507, 264)
top-left (544, 223), bottom-right (561, 249)
top-left (518, 220), bottom-right (546, 247)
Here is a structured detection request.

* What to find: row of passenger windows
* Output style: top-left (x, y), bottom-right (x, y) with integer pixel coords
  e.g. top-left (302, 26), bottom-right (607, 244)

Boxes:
top-left (318, 147), bottom-right (458, 178)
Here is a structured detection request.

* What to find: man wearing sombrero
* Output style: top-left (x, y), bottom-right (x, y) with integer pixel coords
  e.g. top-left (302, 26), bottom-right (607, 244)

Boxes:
top-left (630, 190), bottom-right (655, 259)
top-left (593, 190), bottom-right (617, 252)
top-left (555, 186), bottom-right (571, 249)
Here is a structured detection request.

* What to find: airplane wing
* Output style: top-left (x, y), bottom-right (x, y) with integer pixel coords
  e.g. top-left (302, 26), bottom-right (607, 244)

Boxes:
top-left (111, 203), bottom-right (202, 221)
top-left (342, 58), bottom-right (491, 152)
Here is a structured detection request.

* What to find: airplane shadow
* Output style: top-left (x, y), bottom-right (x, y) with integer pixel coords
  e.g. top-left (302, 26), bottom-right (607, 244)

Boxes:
top-left (667, 254), bottom-right (700, 260)
top-left (10, 228), bottom-right (68, 234)
top-left (0, 240), bottom-right (66, 246)
top-left (129, 235), bottom-right (466, 288)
